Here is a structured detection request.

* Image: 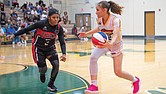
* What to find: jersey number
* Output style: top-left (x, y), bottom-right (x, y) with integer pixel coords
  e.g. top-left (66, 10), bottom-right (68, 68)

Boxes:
top-left (45, 39), bottom-right (50, 45)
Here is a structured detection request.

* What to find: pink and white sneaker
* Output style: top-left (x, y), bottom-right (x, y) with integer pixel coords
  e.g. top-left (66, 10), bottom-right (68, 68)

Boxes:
top-left (132, 77), bottom-right (140, 94)
top-left (85, 84), bottom-right (99, 94)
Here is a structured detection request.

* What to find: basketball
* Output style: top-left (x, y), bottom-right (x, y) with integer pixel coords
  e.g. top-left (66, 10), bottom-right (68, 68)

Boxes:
top-left (92, 32), bottom-right (108, 46)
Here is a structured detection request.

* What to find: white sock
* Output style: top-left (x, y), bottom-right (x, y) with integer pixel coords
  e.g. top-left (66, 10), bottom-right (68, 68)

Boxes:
top-left (132, 76), bottom-right (138, 82)
top-left (91, 80), bottom-right (97, 86)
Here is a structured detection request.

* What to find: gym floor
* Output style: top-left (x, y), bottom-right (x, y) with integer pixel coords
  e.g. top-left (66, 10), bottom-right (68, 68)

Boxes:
top-left (0, 38), bottom-right (166, 94)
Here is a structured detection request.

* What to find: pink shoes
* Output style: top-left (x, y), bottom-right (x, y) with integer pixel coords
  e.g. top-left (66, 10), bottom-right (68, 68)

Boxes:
top-left (85, 84), bottom-right (99, 94)
top-left (132, 77), bottom-right (140, 94)
top-left (85, 77), bottom-right (140, 94)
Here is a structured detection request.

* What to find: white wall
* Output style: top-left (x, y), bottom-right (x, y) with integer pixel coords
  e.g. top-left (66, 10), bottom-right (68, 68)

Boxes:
top-left (17, 0), bottom-right (166, 36)
top-left (66, 0), bottom-right (166, 36)
top-left (67, 0), bottom-right (98, 29)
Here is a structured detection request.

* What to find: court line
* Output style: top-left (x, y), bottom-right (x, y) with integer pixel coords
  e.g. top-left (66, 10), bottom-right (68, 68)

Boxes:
top-left (0, 63), bottom-right (28, 75)
top-left (55, 70), bottom-right (89, 94)
top-left (56, 86), bottom-right (86, 94)
top-left (61, 70), bottom-right (90, 88)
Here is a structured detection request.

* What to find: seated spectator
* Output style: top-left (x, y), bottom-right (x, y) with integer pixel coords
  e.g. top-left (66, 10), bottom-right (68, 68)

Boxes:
top-left (31, 7), bottom-right (38, 15)
top-left (1, 24), bottom-right (7, 44)
top-left (39, 0), bottom-right (44, 7)
top-left (33, 13), bottom-right (40, 22)
top-left (36, 7), bottom-right (42, 16)
top-left (12, 0), bottom-right (19, 9)
top-left (0, 2), bottom-right (4, 11)
top-left (21, 2), bottom-right (28, 12)
top-left (10, 10), bottom-right (18, 21)
top-left (0, 25), bottom-right (5, 45)
top-left (1, 12), bottom-right (6, 26)
top-left (26, 11), bottom-right (33, 22)
top-left (72, 24), bottom-right (78, 36)
top-left (79, 25), bottom-right (88, 41)
top-left (62, 11), bottom-right (68, 24)
top-left (18, 24), bottom-right (27, 46)
top-left (40, 11), bottom-right (47, 20)
top-left (7, 24), bottom-right (20, 45)
top-left (48, 4), bottom-right (53, 10)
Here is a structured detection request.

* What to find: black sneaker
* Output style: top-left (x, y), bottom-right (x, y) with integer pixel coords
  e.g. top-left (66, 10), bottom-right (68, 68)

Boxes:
top-left (48, 84), bottom-right (58, 92)
top-left (40, 74), bottom-right (46, 83)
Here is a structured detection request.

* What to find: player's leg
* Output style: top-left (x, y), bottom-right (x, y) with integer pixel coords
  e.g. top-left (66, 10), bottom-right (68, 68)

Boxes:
top-left (112, 53), bottom-right (140, 93)
top-left (47, 50), bottom-right (59, 92)
top-left (32, 46), bottom-right (47, 83)
top-left (85, 47), bottom-right (108, 94)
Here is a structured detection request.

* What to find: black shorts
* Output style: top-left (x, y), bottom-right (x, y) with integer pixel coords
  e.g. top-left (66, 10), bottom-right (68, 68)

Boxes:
top-left (32, 45), bottom-right (58, 64)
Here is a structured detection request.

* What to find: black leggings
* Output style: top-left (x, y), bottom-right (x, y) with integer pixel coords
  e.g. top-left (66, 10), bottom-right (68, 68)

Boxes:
top-left (48, 54), bottom-right (59, 82)
top-left (36, 49), bottom-right (59, 83)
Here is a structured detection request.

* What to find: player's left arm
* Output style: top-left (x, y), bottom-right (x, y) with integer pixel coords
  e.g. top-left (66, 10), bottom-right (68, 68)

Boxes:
top-left (109, 18), bottom-right (121, 45)
top-left (58, 26), bottom-right (66, 62)
top-left (98, 18), bottom-right (121, 48)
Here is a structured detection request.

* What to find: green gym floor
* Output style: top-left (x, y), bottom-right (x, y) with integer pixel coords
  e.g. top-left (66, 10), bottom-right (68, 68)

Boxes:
top-left (0, 64), bottom-right (89, 94)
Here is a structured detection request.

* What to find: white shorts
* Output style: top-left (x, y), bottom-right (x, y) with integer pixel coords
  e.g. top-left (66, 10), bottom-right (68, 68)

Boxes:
top-left (92, 41), bottom-right (123, 58)
top-left (108, 41), bottom-right (123, 57)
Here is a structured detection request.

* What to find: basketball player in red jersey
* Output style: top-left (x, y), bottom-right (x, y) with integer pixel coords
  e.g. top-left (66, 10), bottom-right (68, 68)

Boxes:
top-left (79, 1), bottom-right (140, 94)
top-left (10, 8), bottom-right (66, 92)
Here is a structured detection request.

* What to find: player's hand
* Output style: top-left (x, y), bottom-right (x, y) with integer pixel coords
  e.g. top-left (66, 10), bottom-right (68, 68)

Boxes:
top-left (97, 40), bottom-right (112, 48)
top-left (60, 54), bottom-right (66, 62)
top-left (78, 32), bottom-right (87, 38)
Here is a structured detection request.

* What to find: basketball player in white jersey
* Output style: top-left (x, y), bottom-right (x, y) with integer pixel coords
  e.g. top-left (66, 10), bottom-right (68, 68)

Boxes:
top-left (79, 1), bottom-right (140, 94)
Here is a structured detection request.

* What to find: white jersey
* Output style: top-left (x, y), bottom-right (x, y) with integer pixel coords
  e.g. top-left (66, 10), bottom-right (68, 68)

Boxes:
top-left (97, 14), bottom-right (123, 57)
top-left (97, 14), bottom-right (122, 43)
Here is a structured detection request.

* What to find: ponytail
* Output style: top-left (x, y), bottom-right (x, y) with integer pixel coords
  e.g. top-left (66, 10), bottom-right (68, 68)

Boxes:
top-left (98, 1), bottom-right (124, 15)
top-left (108, 1), bottom-right (124, 15)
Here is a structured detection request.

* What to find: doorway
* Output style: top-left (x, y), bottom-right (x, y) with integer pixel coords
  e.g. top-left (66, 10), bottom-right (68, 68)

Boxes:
top-left (75, 13), bottom-right (91, 31)
top-left (145, 11), bottom-right (155, 39)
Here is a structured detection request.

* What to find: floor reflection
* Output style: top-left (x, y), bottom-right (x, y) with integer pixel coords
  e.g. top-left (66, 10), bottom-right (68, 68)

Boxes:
top-left (144, 39), bottom-right (155, 63)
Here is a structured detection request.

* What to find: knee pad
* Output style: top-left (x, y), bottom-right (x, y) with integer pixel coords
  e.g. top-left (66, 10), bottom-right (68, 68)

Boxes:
top-left (48, 55), bottom-right (59, 67)
top-left (38, 66), bottom-right (47, 74)
top-left (37, 61), bottom-right (46, 67)
top-left (37, 62), bottom-right (47, 74)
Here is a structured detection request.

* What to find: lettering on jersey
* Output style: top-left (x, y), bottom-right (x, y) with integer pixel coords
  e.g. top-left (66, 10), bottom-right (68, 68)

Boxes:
top-left (36, 28), bottom-right (57, 39)
top-left (42, 32), bottom-right (57, 39)
top-left (101, 29), bottom-right (113, 34)
top-left (101, 29), bottom-right (113, 40)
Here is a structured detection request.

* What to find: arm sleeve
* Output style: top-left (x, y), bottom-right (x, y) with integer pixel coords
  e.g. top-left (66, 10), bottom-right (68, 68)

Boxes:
top-left (14, 22), bottom-right (40, 36)
top-left (58, 26), bottom-right (66, 54)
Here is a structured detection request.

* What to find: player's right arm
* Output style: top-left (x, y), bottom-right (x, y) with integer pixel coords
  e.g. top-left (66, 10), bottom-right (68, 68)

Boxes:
top-left (10, 22), bottom-right (41, 39)
top-left (78, 27), bottom-right (99, 38)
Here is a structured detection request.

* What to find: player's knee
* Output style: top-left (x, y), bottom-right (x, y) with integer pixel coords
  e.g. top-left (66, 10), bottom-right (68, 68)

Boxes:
top-left (114, 69), bottom-right (123, 78)
top-left (48, 55), bottom-right (59, 68)
top-left (90, 56), bottom-right (98, 63)
top-left (52, 60), bottom-right (59, 68)
top-left (39, 66), bottom-right (47, 74)
top-left (37, 62), bottom-right (47, 74)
